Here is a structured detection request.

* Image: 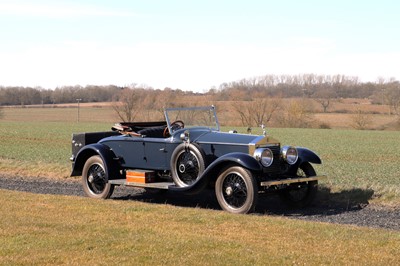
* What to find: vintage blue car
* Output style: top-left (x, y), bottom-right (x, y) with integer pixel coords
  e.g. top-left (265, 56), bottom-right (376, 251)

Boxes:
top-left (70, 106), bottom-right (325, 214)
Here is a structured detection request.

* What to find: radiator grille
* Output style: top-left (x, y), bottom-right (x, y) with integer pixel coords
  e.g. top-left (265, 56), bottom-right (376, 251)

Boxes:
top-left (263, 145), bottom-right (281, 174)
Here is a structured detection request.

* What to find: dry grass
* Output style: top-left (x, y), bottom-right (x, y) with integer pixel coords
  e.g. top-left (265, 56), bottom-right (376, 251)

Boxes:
top-left (2, 105), bottom-right (118, 123)
top-left (0, 158), bottom-right (70, 179)
top-left (1, 189), bottom-right (399, 265)
top-left (313, 113), bottom-right (396, 129)
top-left (3, 98), bottom-right (398, 130)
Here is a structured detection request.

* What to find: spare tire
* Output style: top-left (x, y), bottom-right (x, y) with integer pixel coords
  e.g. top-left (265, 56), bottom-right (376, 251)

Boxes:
top-left (170, 143), bottom-right (206, 187)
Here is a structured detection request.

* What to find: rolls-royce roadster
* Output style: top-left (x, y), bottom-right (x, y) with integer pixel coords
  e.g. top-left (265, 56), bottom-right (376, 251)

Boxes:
top-left (70, 106), bottom-right (325, 214)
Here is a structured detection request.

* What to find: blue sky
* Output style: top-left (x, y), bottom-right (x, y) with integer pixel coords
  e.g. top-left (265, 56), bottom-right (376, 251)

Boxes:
top-left (1, 0), bottom-right (399, 92)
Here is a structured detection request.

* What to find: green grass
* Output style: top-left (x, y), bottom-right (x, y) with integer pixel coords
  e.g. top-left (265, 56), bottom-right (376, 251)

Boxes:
top-left (0, 121), bottom-right (109, 178)
top-left (269, 128), bottom-right (400, 197)
top-left (1, 189), bottom-right (399, 265)
top-left (227, 127), bottom-right (400, 203)
top-left (1, 107), bottom-right (400, 264)
top-left (1, 107), bottom-right (400, 203)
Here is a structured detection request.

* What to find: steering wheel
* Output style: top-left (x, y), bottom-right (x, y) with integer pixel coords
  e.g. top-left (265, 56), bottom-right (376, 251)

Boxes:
top-left (163, 120), bottom-right (185, 137)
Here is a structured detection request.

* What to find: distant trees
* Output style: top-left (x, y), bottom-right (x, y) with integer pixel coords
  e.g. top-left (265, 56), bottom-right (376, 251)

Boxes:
top-left (2, 73), bottom-right (400, 130)
top-left (1, 74), bottom-right (399, 107)
top-left (0, 85), bottom-right (122, 106)
top-left (51, 85), bottom-right (122, 104)
top-left (210, 74), bottom-right (395, 100)
top-left (214, 74), bottom-right (363, 99)
top-left (0, 86), bottom-right (42, 106)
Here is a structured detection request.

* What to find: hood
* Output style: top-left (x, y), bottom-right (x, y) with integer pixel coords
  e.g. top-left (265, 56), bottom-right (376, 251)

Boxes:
top-left (193, 130), bottom-right (280, 148)
top-left (194, 131), bottom-right (259, 145)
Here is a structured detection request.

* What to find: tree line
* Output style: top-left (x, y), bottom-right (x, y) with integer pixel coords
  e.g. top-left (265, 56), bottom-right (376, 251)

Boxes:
top-left (0, 85), bottom-right (121, 106)
top-left (212, 74), bottom-right (399, 103)
top-left (1, 74), bottom-right (399, 107)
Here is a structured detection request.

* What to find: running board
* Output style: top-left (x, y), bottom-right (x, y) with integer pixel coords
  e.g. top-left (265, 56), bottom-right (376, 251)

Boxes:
top-left (108, 179), bottom-right (174, 190)
top-left (260, 175), bottom-right (326, 187)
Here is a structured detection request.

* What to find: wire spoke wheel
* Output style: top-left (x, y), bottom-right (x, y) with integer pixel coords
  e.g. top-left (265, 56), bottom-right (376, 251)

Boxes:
top-left (87, 163), bottom-right (107, 194)
top-left (82, 155), bottom-right (114, 199)
top-left (171, 143), bottom-right (205, 187)
top-left (215, 166), bottom-right (258, 214)
top-left (176, 150), bottom-right (200, 184)
top-left (222, 173), bottom-right (248, 208)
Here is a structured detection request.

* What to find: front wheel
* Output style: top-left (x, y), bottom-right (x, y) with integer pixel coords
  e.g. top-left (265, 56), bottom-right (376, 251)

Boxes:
top-left (170, 143), bottom-right (205, 187)
top-left (82, 155), bottom-right (114, 199)
top-left (278, 162), bottom-right (318, 208)
top-left (215, 166), bottom-right (258, 214)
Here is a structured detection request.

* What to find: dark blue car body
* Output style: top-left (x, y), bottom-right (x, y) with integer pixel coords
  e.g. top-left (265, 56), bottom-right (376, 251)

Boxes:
top-left (71, 106), bottom-right (325, 214)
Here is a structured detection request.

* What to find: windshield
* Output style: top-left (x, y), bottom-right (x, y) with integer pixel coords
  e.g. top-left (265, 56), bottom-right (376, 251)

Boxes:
top-left (164, 106), bottom-right (220, 133)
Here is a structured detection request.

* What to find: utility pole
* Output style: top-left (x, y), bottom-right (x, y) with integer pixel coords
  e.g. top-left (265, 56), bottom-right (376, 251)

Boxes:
top-left (76, 98), bottom-right (82, 122)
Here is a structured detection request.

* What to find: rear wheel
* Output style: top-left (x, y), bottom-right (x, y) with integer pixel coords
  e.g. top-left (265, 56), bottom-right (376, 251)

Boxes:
top-left (82, 155), bottom-right (114, 199)
top-left (215, 166), bottom-right (258, 214)
top-left (278, 162), bottom-right (318, 208)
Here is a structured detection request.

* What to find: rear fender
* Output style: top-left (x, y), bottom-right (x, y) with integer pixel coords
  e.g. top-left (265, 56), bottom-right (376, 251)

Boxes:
top-left (169, 152), bottom-right (261, 193)
top-left (70, 143), bottom-right (122, 181)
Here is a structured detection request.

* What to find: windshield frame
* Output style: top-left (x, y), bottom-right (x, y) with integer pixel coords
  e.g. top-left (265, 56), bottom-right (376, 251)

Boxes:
top-left (164, 106), bottom-right (220, 134)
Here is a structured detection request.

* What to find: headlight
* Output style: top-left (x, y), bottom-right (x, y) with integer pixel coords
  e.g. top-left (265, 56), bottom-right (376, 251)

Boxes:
top-left (254, 148), bottom-right (274, 167)
top-left (281, 146), bottom-right (298, 165)
top-left (180, 130), bottom-right (190, 141)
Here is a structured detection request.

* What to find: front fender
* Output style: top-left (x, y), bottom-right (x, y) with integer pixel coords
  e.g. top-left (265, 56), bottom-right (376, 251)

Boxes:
top-left (286, 147), bottom-right (322, 175)
top-left (297, 147), bottom-right (322, 164)
top-left (207, 152), bottom-right (262, 172)
top-left (169, 152), bottom-right (261, 193)
top-left (70, 143), bottom-right (122, 181)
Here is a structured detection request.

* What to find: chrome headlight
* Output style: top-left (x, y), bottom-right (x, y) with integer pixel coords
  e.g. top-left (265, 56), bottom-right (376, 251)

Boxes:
top-left (180, 130), bottom-right (190, 141)
top-left (281, 146), bottom-right (298, 165)
top-left (254, 148), bottom-right (274, 167)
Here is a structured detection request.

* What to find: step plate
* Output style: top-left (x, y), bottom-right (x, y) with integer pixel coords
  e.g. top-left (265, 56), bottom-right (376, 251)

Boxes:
top-left (108, 179), bottom-right (174, 189)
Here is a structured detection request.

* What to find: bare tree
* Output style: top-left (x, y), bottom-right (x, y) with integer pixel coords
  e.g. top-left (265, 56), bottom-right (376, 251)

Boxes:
top-left (251, 98), bottom-right (280, 126)
top-left (112, 88), bottom-right (140, 122)
top-left (233, 98), bottom-right (281, 127)
top-left (276, 100), bottom-right (314, 128)
top-left (153, 88), bottom-right (177, 118)
top-left (383, 81), bottom-right (400, 116)
top-left (314, 89), bottom-right (336, 113)
top-left (351, 108), bottom-right (371, 130)
top-left (233, 101), bottom-right (253, 127)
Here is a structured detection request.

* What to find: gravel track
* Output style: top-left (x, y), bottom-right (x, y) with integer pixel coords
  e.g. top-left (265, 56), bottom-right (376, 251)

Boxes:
top-left (1, 174), bottom-right (399, 231)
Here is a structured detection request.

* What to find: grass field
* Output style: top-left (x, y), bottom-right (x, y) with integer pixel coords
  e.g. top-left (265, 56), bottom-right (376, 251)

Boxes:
top-left (1, 105), bottom-right (400, 264)
top-left (1, 106), bottom-right (400, 204)
top-left (1, 189), bottom-right (399, 265)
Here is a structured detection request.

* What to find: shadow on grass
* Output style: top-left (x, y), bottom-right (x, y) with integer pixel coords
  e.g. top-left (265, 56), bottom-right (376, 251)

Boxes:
top-left (112, 185), bottom-right (375, 217)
